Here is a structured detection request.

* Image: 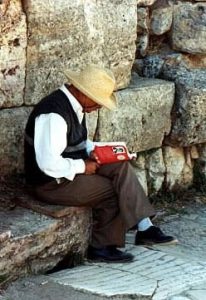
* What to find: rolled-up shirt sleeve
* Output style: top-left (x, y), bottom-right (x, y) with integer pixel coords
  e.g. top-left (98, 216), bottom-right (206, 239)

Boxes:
top-left (34, 113), bottom-right (85, 181)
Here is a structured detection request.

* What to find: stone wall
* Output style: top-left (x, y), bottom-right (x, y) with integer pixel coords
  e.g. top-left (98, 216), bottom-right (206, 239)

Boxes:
top-left (133, 0), bottom-right (206, 192)
top-left (0, 0), bottom-right (206, 194)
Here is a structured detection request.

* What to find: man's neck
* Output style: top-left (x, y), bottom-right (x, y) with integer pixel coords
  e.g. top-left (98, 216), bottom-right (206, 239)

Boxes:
top-left (66, 84), bottom-right (82, 105)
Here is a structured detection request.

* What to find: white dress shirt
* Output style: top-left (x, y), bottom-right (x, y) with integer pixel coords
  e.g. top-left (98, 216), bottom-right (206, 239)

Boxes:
top-left (34, 85), bottom-right (95, 181)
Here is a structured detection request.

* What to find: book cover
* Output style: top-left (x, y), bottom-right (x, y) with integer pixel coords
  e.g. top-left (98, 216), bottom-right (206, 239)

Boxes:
top-left (93, 144), bottom-right (136, 165)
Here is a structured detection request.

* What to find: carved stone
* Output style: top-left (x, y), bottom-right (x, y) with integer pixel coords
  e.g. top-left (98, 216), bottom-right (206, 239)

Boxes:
top-left (96, 75), bottom-right (175, 153)
top-left (172, 3), bottom-right (206, 54)
top-left (0, 107), bottom-right (32, 175)
top-left (23, 0), bottom-right (137, 105)
top-left (0, 0), bottom-right (26, 108)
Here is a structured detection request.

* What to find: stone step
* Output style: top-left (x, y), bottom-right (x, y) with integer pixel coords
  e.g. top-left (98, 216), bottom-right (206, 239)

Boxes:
top-left (2, 244), bottom-right (206, 300)
top-left (2, 202), bottom-right (206, 300)
top-left (47, 246), bottom-right (206, 300)
top-left (0, 196), bottom-right (91, 281)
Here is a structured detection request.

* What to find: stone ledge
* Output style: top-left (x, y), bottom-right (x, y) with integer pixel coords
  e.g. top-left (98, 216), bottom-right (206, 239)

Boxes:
top-left (0, 189), bottom-right (91, 283)
top-left (97, 75), bottom-right (175, 152)
top-left (13, 193), bottom-right (86, 218)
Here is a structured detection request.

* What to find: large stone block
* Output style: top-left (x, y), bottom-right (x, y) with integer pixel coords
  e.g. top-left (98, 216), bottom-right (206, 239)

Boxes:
top-left (162, 63), bottom-right (206, 146)
top-left (0, 205), bottom-right (90, 278)
top-left (136, 8), bottom-right (150, 57)
top-left (96, 75), bottom-right (175, 152)
top-left (0, 107), bottom-right (32, 176)
top-left (137, 7), bottom-right (149, 33)
top-left (132, 154), bottom-right (148, 195)
top-left (163, 146), bottom-right (193, 189)
top-left (0, 0), bottom-right (27, 108)
top-left (172, 3), bottom-right (206, 54)
top-left (136, 53), bottom-right (206, 79)
top-left (23, 0), bottom-right (137, 105)
top-left (137, 0), bottom-right (157, 6)
top-left (146, 148), bottom-right (166, 193)
top-left (150, 6), bottom-right (173, 35)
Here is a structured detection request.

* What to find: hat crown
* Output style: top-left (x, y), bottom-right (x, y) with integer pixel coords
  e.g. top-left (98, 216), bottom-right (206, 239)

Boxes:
top-left (64, 64), bottom-right (117, 110)
top-left (78, 65), bottom-right (115, 100)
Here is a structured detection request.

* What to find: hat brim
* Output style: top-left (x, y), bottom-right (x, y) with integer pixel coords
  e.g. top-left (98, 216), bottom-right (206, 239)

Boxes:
top-left (64, 70), bottom-right (117, 110)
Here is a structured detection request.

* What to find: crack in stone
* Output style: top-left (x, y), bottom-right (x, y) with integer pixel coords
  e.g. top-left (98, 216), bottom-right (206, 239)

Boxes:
top-left (151, 279), bottom-right (161, 299)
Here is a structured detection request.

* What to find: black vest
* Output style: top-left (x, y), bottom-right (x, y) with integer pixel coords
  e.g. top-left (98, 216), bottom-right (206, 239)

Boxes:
top-left (24, 88), bottom-right (88, 185)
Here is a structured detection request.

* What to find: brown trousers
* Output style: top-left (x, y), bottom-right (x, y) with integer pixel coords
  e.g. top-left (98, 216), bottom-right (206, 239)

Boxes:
top-left (34, 161), bottom-right (155, 248)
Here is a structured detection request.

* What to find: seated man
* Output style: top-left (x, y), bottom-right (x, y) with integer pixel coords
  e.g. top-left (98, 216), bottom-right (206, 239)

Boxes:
top-left (24, 64), bottom-right (176, 263)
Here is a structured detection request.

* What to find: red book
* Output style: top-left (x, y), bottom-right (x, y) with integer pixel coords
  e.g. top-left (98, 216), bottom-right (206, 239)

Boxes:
top-left (93, 144), bottom-right (136, 165)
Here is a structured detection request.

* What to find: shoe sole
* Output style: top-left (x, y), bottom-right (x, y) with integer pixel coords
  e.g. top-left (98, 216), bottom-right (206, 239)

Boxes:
top-left (135, 238), bottom-right (179, 246)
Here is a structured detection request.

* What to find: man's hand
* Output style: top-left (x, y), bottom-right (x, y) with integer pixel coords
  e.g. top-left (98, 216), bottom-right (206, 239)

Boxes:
top-left (90, 150), bottom-right (101, 164)
top-left (84, 159), bottom-right (100, 175)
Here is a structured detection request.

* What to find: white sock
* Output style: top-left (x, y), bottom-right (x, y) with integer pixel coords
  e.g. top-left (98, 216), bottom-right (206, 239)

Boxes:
top-left (138, 218), bottom-right (153, 231)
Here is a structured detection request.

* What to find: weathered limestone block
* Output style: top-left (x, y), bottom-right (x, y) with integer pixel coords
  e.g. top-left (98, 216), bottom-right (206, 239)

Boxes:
top-left (136, 54), bottom-right (206, 147)
top-left (132, 155), bottom-right (148, 195)
top-left (96, 75), bottom-right (175, 153)
top-left (163, 146), bottom-right (193, 189)
top-left (136, 8), bottom-right (150, 57)
top-left (132, 59), bottom-right (144, 77)
top-left (182, 54), bottom-right (206, 69)
top-left (135, 56), bottom-right (165, 78)
top-left (0, 206), bottom-right (90, 277)
top-left (0, 107), bottom-right (32, 176)
top-left (150, 6), bottom-right (173, 35)
top-left (146, 148), bottom-right (166, 193)
top-left (137, 34), bottom-right (149, 57)
top-left (172, 3), bottom-right (206, 54)
top-left (135, 53), bottom-right (206, 80)
top-left (190, 145), bottom-right (199, 159)
top-left (162, 64), bottom-right (206, 146)
top-left (137, 7), bottom-right (149, 33)
top-left (139, 53), bottom-right (206, 78)
top-left (137, 0), bottom-right (157, 6)
top-left (23, 0), bottom-right (137, 105)
top-left (0, 0), bottom-right (27, 108)
top-left (183, 151), bottom-right (194, 187)
top-left (86, 111), bottom-right (98, 141)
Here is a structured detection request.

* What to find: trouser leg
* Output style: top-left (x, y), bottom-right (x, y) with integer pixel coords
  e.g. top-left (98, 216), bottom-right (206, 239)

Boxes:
top-left (97, 161), bottom-right (155, 229)
top-left (34, 161), bottom-right (155, 248)
top-left (34, 174), bottom-right (126, 247)
top-left (91, 196), bottom-right (126, 248)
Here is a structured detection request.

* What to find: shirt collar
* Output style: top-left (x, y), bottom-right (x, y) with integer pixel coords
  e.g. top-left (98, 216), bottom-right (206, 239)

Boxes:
top-left (59, 84), bottom-right (84, 123)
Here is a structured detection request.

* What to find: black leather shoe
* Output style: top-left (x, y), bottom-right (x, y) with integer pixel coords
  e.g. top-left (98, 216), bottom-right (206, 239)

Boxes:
top-left (135, 226), bottom-right (178, 245)
top-left (87, 246), bottom-right (134, 263)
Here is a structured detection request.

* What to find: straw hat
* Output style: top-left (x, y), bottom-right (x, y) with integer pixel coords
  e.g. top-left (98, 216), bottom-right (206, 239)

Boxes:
top-left (64, 65), bottom-right (117, 110)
